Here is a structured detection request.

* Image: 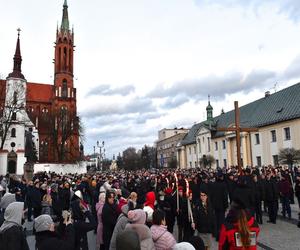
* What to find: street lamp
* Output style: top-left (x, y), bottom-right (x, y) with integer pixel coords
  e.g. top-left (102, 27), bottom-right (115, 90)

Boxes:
top-left (97, 140), bottom-right (105, 171)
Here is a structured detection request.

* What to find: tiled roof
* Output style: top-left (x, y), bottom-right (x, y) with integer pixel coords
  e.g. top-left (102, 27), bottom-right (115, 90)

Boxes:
top-left (26, 82), bottom-right (53, 103)
top-left (182, 82), bottom-right (300, 144)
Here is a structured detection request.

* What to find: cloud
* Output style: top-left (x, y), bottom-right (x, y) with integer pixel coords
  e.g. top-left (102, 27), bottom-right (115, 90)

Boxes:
top-left (161, 95), bottom-right (190, 109)
top-left (283, 55), bottom-right (300, 80)
top-left (194, 0), bottom-right (300, 22)
top-left (80, 96), bottom-right (156, 118)
top-left (86, 84), bottom-right (135, 96)
top-left (147, 69), bottom-right (276, 99)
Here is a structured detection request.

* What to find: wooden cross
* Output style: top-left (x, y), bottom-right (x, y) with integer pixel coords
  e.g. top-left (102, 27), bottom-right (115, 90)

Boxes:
top-left (218, 101), bottom-right (258, 173)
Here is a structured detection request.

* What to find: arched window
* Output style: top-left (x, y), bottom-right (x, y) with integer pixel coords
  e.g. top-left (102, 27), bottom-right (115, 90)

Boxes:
top-left (63, 47), bottom-right (67, 70)
top-left (62, 79), bottom-right (67, 98)
top-left (11, 128), bottom-right (16, 137)
top-left (12, 112), bottom-right (16, 120)
top-left (13, 92), bottom-right (17, 104)
top-left (58, 47), bottom-right (61, 71)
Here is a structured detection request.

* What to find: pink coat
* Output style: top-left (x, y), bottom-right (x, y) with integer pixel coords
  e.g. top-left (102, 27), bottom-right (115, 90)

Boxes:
top-left (96, 200), bottom-right (105, 247)
top-left (151, 224), bottom-right (177, 250)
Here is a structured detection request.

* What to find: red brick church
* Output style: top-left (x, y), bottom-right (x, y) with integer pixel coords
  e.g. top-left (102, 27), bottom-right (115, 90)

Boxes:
top-left (0, 0), bottom-right (80, 170)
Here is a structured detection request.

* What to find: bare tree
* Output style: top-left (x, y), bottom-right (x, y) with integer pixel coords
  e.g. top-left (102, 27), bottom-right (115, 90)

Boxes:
top-left (0, 82), bottom-right (27, 149)
top-left (43, 107), bottom-right (83, 162)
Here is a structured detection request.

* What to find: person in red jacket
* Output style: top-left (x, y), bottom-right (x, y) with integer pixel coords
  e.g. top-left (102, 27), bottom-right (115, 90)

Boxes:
top-left (218, 199), bottom-right (260, 250)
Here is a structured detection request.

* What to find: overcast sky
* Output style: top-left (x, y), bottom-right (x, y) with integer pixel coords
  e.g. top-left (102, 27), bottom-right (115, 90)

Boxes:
top-left (1, 0), bottom-right (300, 158)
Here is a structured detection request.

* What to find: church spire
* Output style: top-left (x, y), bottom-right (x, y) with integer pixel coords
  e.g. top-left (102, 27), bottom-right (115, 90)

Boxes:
top-left (206, 95), bottom-right (213, 123)
top-left (61, 0), bottom-right (69, 31)
top-left (8, 28), bottom-right (25, 80)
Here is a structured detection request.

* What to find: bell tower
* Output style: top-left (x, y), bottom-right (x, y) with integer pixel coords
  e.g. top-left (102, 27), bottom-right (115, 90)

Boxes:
top-left (54, 0), bottom-right (74, 98)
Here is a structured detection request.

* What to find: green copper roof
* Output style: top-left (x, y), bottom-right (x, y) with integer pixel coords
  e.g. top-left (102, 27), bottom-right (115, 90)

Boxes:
top-left (181, 82), bottom-right (300, 145)
top-left (61, 0), bottom-right (69, 31)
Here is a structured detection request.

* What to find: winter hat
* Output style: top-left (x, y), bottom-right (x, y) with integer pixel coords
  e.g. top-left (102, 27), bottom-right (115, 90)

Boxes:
top-left (34, 214), bottom-right (53, 232)
top-left (0, 193), bottom-right (16, 209)
top-left (127, 209), bottom-right (146, 224)
top-left (116, 228), bottom-right (141, 250)
top-left (74, 190), bottom-right (83, 200)
top-left (172, 242), bottom-right (196, 250)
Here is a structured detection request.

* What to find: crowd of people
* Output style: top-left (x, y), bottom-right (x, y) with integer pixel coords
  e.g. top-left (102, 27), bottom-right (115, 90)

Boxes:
top-left (0, 164), bottom-right (299, 250)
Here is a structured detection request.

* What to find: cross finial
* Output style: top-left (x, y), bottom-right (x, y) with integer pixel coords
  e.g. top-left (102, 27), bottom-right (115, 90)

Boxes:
top-left (17, 28), bottom-right (21, 37)
top-left (208, 94), bottom-right (210, 103)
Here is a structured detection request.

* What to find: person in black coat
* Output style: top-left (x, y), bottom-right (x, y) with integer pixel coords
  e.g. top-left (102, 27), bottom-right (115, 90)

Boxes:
top-left (210, 173), bottom-right (228, 241)
top-left (102, 190), bottom-right (118, 250)
top-left (192, 189), bottom-right (215, 249)
top-left (0, 202), bottom-right (29, 250)
top-left (27, 181), bottom-right (42, 219)
top-left (34, 214), bottom-right (75, 250)
top-left (71, 190), bottom-right (97, 250)
top-left (264, 172), bottom-right (279, 224)
top-left (253, 174), bottom-right (265, 224)
top-left (158, 188), bottom-right (176, 233)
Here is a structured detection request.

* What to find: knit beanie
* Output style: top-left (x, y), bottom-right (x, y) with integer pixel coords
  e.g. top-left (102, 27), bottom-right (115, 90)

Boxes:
top-left (172, 242), bottom-right (196, 250)
top-left (34, 214), bottom-right (53, 232)
top-left (127, 209), bottom-right (146, 224)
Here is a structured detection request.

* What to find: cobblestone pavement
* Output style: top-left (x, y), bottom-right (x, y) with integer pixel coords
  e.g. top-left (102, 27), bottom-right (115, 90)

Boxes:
top-left (26, 203), bottom-right (300, 250)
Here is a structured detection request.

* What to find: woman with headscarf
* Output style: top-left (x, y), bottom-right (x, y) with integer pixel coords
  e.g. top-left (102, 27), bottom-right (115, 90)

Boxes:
top-left (0, 202), bottom-right (29, 250)
top-left (143, 191), bottom-right (156, 225)
top-left (102, 190), bottom-right (118, 250)
top-left (96, 192), bottom-right (106, 250)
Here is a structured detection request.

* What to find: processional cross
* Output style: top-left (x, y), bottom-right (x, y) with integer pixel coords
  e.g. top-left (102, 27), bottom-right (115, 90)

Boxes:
top-left (217, 101), bottom-right (258, 173)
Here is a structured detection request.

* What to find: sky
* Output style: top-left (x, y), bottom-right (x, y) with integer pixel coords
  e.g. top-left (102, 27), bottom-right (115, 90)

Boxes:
top-left (1, 0), bottom-right (300, 158)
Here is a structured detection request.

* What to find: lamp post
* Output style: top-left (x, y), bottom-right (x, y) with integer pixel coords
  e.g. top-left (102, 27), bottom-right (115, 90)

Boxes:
top-left (93, 146), bottom-right (96, 169)
top-left (97, 140), bottom-right (105, 171)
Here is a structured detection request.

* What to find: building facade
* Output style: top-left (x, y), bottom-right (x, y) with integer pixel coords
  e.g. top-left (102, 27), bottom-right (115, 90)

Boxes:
top-left (0, 0), bottom-right (80, 175)
top-left (178, 83), bottom-right (300, 169)
top-left (156, 128), bottom-right (189, 168)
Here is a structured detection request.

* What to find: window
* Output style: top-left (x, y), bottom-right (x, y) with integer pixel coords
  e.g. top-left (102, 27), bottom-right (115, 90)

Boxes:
top-left (216, 159), bottom-right (219, 168)
top-left (194, 161), bottom-right (197, 167)
top-left (222, 140), bottom-right (226, 149)
top-left (223, 159), bottom-right (227, 167)
top-left (189, 147), bottom-right (191, 155)
top-left (256, 156), bottom-right (262, 167)
top-left (11, 128), bottom-right (16, 137)
top-left (284, 127), bottom-right (291, 140)
top-left (198, 139), bottom-right (201, 153)
top-left (255, 133), bottom-right (260, 144)
top-left (13, 91), bottom-right (17, 104)
top-left (194, 146), bottom-right (196, 154)
top-left (62, 79), bottom-right (67, 98)
top-left (271, 130), bottom-right (276, 142)
top-left (215, 142), bottom-right (218, 151)
top-left (207, 138), bottom-right (211, 152)
top-left (11, 112), bottom-right (16, 121)
top-left (273, 155), bottom-right (279, 166)
top-left (189, 162), bottom-right (192, 167)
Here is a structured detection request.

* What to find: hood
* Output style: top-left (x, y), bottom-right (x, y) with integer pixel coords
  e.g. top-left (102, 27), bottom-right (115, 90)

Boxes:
top-left (172, 242), bottom-right (195, 250)
top-left (150, 224), bottom-right (168, 241)
top-left (125, 223), bottom-right (152, 241)
top-left (144, 191), bottom-right (156, 209)
top-left (0, 193), bottom-right (16, 209)
top-left (0, 202), bottom-right (24, 233)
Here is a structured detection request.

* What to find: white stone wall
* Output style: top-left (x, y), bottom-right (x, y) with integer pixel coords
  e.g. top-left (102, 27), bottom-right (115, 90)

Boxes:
top-left (34, 162), bottom-right (87, 175)
top-left (0, 152), bottom-right (8, 175)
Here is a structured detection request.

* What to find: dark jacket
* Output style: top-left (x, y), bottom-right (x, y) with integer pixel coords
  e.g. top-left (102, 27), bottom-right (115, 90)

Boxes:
top-left (264, 178), bottom-right (279, 202)
top-left (193, 201), bottom-right (215, 234)
top-left (0, 225), bottom-right (29, 250)
top-left (210, 180), bottom-right (228, 211)
top-left (35, 224), bottom-right (75, 250)
top-left (102, 201), bottom-right (118, 250)
top-left (27, 186), bottom-right (42, 208)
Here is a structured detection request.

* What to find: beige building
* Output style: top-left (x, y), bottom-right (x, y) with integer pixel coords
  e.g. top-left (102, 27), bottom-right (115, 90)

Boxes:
top-left (179, 83), bottom-right (300, 169)
top-left (156, 128), bottom-right (189, 168)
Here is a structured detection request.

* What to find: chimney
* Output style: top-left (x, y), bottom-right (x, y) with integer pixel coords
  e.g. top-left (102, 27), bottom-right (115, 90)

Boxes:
top-left (265, 91), bottom-right (270, 97)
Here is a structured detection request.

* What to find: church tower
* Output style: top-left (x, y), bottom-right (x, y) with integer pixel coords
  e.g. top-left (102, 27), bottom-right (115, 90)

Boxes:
top-left (54, 0), bottom-right (74, 97)
top-left (50, 0), bottom-right (79, 162)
